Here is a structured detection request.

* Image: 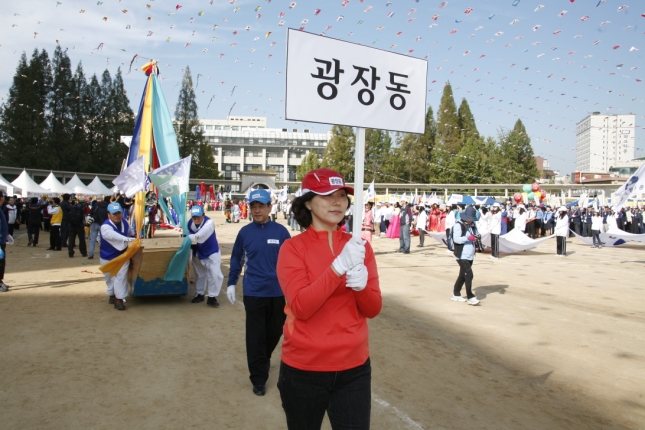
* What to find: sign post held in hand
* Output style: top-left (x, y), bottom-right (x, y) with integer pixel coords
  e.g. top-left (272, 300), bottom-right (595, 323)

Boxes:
top-left (285, 29), bottom-right (427, 238)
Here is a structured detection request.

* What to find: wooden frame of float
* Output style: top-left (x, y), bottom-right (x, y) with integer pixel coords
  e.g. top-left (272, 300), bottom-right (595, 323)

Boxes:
top-left (127, 237), bottom-right (190, 297)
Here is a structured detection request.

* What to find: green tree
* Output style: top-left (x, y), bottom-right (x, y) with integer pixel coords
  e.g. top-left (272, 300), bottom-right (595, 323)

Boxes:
top-left (102, 68), bottom-right (134, 174)
top-left (67, 62), bottom-right (90, 172)
top-left (498, 119), bottom-right (539, 183)
top-left (321, 125), bottom-right (355, 181)
top-left (0, 49), bottom-right (54, 169)
top-left (457, 98), bottom-right (479, 141)
top-left (192, 141), bottom-right (220, 179)
top-left (448, 135), bottom-right (496, 184)
top-left (47, 45), bottom-right (75, 170)
top-left (364, 129), bottom-right (392, 183)
top-left (435, 82), bottom-right (461, 154)
top-left (83, 73), bottom-right (104, 172)
top-left (296, 151), bottom-right (321, 180)
top-left (174, 66), bottom-right (203, 163)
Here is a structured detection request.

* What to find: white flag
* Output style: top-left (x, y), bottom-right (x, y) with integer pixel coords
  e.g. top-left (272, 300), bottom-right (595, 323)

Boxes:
top-left (612, 162), bottom-right (645, 210)
top-left (279, 186), bottom-right (288, 203)
top-left (148, 155), bottom-right (192, 198)
top-left (364, 180), bottom-right (376, 203)
top-left (112, 155), bottom-right (146, 198)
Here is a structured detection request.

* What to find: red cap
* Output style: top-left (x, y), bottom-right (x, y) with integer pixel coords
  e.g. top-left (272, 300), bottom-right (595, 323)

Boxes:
top-left (301, 168), bottom-right (354, 196)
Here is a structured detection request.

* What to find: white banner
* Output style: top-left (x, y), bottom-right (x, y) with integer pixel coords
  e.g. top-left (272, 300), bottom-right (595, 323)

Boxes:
top-left (148, 155), bottom-right (192, 198)
top-left (285, 29), bottom-right (428, 134)
top-left (612, 161), bottom-right (645, 211)
top-left (112, 155), bottom-right (146, 198)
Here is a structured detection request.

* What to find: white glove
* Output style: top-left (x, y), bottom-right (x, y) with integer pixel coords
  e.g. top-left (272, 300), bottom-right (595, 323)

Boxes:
top-left (346, 264), bottom-right (368, 291)
top-left (189, 234), bottom-right (197, 244)
top-left (124, 237), bottom-right (135, 242)
top-left (5, 235), bottom-right (14, 245)
top-left (227, 285), bottom-right (236, 304)
top-left (331, 238), bottom-right (366, 276)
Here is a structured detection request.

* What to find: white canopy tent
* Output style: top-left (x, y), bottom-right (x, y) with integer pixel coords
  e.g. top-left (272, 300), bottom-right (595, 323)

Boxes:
top-left (40, 172), bottom-right (73, 195)
top-left (11, 170), bottom-right (50, 196)
top-left (0, 175), bottom-right (14, 196)
top-left (65, 174), bottom-right (99, 196)
top-left (87, 176), bottom-right (114, 196)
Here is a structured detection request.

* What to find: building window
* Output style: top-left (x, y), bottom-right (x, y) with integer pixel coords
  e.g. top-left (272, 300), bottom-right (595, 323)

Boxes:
top-left (206, 125), bottom-right (213, 130)
top-left (267, 150), bottom-right (283, 158)
top-left (246, 150), bottom-right (263, 157)
top-left (223, 164), bottom-right (240, 180)
top-left (215, 125), bottom-right (222, 130)
top-left (223, 149), bottom-right (240, 156)
top-left (244, 164), bottom-right (262, 172)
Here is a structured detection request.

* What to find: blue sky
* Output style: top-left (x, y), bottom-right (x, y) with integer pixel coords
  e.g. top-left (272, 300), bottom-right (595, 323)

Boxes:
top-left (1, 0), bottom-right (643, 175)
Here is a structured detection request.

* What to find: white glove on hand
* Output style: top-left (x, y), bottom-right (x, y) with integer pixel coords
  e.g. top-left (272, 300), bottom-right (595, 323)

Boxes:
top-left (227, 285), bottom-right (236, 304)
top-left (346, 264), bottom-right (368, 291)
top-left (189, 234), bottom-right (197, 244)
top-left (124, 237), bottom-right (135, 242)
top-left (331, 238), bottom-right (366, 276)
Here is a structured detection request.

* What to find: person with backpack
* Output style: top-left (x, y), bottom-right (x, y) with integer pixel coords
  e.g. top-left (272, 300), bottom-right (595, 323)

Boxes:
top-left (67, 198), bottom-right (88, 258)
top-left (88, 196), bottom-right (110, 259)
top-left (451, 206), bottom-right (480, 306)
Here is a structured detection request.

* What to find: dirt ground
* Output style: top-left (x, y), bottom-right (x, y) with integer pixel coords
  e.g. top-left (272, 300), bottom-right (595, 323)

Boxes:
top-left (1, 210), bottom-right (644, 430)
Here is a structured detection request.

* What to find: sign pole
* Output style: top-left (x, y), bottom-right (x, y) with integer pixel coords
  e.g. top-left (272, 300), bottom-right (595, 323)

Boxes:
top-left (353, 127), bottom-right (365, 239)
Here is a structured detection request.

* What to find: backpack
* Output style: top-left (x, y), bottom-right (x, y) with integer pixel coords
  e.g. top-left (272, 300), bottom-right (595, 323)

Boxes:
top-left (451, 221), bottom-right (469, 259)
top-left (68, 205), bottom-right (84, 226)
top-left (92, 202), bottom-right (109, 225)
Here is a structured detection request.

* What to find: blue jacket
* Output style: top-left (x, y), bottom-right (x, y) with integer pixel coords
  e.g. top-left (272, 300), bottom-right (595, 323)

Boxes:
top-left (227, 220), bottom-right (291, 297)
top-left (452, 222), bottom-right (476, 261)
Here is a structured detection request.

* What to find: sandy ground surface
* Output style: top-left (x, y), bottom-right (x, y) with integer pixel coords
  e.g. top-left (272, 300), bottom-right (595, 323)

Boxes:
top-left (1, 210), bottom-right (644, 430)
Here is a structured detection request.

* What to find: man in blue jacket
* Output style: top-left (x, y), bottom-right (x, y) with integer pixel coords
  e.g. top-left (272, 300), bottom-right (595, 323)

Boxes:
top-left (226, 189), bottom-right (291, 397)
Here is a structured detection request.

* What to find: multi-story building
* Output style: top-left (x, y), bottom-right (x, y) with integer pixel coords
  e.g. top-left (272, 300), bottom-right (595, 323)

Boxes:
top-left (575, 112), bottom-right (636, 172)
top-left (199, 116), bottom-right (330, 191)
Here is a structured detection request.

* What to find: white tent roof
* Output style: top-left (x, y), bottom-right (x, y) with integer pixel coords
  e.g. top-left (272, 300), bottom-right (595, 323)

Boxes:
top-left (65, 174), bottom-right (99, 196)
top-left (87, 176), bottom-right (114, 196)
top-left (0, 175), bottom-right (15, 196)
top-left (40, 172), bottom-right (73, 195)
top-left (11, 170), bottom-right (51, 196)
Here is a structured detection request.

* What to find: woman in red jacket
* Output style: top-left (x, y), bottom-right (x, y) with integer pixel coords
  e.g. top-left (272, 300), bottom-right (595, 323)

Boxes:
top-left (276, 168), bottom-right (382, 430)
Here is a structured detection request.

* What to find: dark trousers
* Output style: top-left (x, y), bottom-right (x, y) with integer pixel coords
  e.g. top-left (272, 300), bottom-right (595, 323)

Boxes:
top-left (43, 218), bottom-right (51, 232)
top-left (572, 222), bottom-right (581, 235)
top-left (445, 228), bottom-right (453, 251)
top-left (592, 230), bottom-right (601, 247)
top-left (491, 233), bottom-right (499, 258)
top-left (556, 236), bottom-right (567, 255)
top-left (526, 221), bottom-right (535, 239)
top-left (379, 220), bottom-right (386, 234)
top-left (418, 229), bottom-right (425, 246)
top-left (27, 221), bottom-right (40, 245)
top-left (278, 358), bottom-right (371, 430)
top-left (243, 295), bottom-right (286, 387)
top-left (68, 224), bottom-right (87, 256)
top-left (454, 259), bottom-right (474, 299)
top-left (60, 222), bottom-right (69, 247)
top-left (0, 244), bottom-right (5, 281)
top-left (50, 225), bottom-right (61, 250)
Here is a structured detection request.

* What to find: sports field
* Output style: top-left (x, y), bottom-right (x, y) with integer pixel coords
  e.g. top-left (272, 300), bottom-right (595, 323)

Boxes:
top-left (1, 210), bottom-right (643, 429)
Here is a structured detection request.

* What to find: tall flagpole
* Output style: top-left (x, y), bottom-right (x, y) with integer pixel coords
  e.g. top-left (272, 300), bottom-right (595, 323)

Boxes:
top-left (353, 127), bottom-right (365, 238)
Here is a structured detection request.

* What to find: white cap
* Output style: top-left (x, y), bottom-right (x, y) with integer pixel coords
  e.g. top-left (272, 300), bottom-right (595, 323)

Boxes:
top-left (558, 206), bottom-right (568, 212)
top-left (517, 204), bottom-right (525, 209)
top-left (493, 203), bottom-right (501, 208)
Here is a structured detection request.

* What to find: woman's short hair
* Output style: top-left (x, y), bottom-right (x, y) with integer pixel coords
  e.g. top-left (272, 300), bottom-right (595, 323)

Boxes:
top-left (291, 191), bottom-right (350, 229)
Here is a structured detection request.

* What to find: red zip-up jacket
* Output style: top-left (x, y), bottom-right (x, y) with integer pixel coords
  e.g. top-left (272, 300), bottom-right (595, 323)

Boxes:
top-left (277, 226), bottom-right (381, 371)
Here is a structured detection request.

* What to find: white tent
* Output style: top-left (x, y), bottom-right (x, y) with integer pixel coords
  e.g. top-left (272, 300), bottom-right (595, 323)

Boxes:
top-left (40, 172), bottom-right (73, 195)
top-left (87, 176), bottom-right (114, 196)
top-left (0, 175), bottom-right (14, 196)
top-left (11, 170), bottom-right (51, 196)
top-left (65, 174), bottom-right (99, 196)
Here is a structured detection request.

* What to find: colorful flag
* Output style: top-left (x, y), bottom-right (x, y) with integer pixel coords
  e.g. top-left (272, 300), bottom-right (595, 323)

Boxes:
top-left (148, 156), bottom-right (192, 198)
top-left (112, 155), bottom-right (146, 198)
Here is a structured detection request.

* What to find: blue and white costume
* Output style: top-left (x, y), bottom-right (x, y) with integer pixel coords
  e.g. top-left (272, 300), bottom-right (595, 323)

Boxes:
top-left (188, 215), bottom-right (224, 298)
top-left (100, 218), bottom-right (135, 301)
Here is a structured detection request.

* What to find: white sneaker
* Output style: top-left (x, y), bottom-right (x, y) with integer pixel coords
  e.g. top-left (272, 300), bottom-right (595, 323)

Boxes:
top-left (445, 250), bottom-right (453, 254)
top-left (467, 297), bottom-right (480, 306)
top-left (451, 295), bottom-right (467, 302)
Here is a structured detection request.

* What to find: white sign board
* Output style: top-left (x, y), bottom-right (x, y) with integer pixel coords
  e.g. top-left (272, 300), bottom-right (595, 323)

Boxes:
top-left (285, 29), bottom-right (428, 134)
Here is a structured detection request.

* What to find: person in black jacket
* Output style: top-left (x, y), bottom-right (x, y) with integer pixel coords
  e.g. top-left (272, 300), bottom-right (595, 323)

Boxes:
top-left (88, 196), bottom-right (110, 259)
top-left (27, 197), bottom-right (45, 246)
top-left (60, 194), bottom-right (71, 247)
top-left (67, 198), bottom-right (87, 258)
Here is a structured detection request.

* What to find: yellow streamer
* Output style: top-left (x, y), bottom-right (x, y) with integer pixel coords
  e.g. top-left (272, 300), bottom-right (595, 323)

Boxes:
top-left (98, 239), bottom-right (142, 277)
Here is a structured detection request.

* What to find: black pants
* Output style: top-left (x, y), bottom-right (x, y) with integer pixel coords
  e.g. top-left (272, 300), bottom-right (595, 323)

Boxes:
top-left (526, 221), bottom-right (535, 239)
top-left (43, 218), bottom-right (50, 232)
top-left (454, 259), bottom-right (474, 299)
top-left (243, 295), bottom-right (286, 387)
top-left (418, 229), bottom-right (425, 246)
top-left (60, 222), bottom-right (69, 247)
top-left (556, 236), bottom-right (567, 255)
top-left (591, 230), bottom-right (601, 247)
top-left (50, 225), bottom-right (61, 250)
top-left (491, 233), bottom-right (499, 258)
top-left (68, 224), bottom-right (87, 257)
top-left (278, 358), bottom-right (371, 430)
top-left (0, 244), bottom-right (5, 282)
top-left (572, 222), bottom-right (580, 235)
top-left (27, 221), bottom-right (40, 245)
